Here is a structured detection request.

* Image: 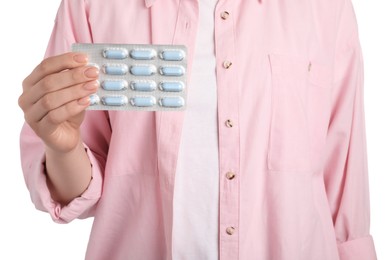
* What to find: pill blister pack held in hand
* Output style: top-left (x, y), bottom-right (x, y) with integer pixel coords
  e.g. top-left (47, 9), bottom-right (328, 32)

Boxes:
top-left (71, 43), bottom-right (188, 111)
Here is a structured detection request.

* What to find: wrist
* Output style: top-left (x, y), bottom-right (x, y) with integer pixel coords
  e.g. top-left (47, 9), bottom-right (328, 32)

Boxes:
top-left (45, 137), bottom-right (84, 158)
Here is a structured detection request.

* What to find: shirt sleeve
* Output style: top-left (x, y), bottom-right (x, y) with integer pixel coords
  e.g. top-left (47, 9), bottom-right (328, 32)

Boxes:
top-left (323, 0), bottom-right (377, 259)
top-left (19, 0), bottom-right (111, 224)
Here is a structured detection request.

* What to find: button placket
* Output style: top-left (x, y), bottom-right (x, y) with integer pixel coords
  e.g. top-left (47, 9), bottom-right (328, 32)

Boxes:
top-left (215, 2), bottom-right (240, 259)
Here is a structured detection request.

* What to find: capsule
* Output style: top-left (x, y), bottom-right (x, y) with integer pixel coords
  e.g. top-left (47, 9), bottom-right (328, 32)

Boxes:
top-left (130, 49), bottom-right (157, 60)
top-left (101, 80), bottom-right (128, 91)
top-left (101, 95), bottom-right (128, 106)
top-left (160, 50), bottom-right (185, 61)
top-left (159, 66), bottom-right (185, 76)
top-left (89, 94), bottom-right (100, 105)
top-left (102, 48), bottom-right (129, 59)
top-left (103, 64), bottom-right (128, 75)
top-left (159, 97), bottom-right (185, 108)
top-left (130, 96), bottom-right (156, 107)
top-left (159, 81), bottom-right (184, 92)
top-left (130, 80), bottom-right (157, 91)
top-left (130, 65), bottom-right (157, 76)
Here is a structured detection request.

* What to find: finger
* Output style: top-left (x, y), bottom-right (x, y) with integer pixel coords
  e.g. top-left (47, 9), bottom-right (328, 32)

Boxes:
top-left (39, 97), bottom-right (91, 133)
top-left (22, 52), bottom-right (88, 90)
top-left (22, 65), bottom-right (99, 106)
top-left (25, 80), bottom-right (98, 123)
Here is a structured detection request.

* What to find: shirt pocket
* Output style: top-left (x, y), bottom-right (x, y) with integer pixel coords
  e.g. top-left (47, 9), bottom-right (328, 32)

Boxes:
top-left (267, 53), bottom-right (332, 173)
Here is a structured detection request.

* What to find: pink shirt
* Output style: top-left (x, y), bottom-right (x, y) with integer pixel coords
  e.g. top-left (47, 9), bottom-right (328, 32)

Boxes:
top-left (20, 0), bottom-right (377, 259)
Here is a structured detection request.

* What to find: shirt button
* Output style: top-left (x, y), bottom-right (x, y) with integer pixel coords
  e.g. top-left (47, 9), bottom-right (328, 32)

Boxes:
top-left (225, 119), bottom-right (233, 128)
top-left (226, 172), bottom-right (236, 180)
top-left (221, 11), bottom-right (230, 20)
top-left (226, 226), bottom-right (235, 235)
top-left (223, 60), bottom-right (232, 69)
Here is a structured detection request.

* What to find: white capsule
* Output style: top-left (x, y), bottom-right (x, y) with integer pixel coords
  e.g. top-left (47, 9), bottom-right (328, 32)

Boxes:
top-left (130, 80), bottom-right (157, 91)
top-left (159, 81), bottom-right (184, 92)
top-left (130, 96), bottom-right (156, 107)
top-left (103, 64), bottom-right (128, 75)
top-left (89, 94), bottom-right (100, 105)
top-left (101, 80), bottom-right (128, 91)
top-left (159, 97), bottom-right (185, 108)
top-left (130, 65), bottom-right (157, 76)
top-left (160, 49), bottom-right (185, 61)
top-left (130, 49), bottom-right (157, 60)
top-left (101, 95), bottom-right (128, 106)
top-left (102, 48), bottom-right (129, 59)
top-left (159, 66), bottom-right (185, 76)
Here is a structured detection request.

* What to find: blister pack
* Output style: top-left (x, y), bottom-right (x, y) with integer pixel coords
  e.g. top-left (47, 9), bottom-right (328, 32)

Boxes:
top-left (72, 43), bottom-right (188, 111)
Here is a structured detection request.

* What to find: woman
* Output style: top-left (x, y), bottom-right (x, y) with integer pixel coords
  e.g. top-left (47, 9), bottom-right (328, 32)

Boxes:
top-left (19, 0), bottom-right (376, 259)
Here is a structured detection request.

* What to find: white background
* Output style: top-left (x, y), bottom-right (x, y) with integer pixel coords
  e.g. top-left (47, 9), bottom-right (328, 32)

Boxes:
top-left (0, 0), bottom-right (389, 259)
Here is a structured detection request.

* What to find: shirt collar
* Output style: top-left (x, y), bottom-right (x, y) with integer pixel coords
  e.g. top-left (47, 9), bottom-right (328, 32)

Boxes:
top-left (145, 0), bottom-right (262, 8)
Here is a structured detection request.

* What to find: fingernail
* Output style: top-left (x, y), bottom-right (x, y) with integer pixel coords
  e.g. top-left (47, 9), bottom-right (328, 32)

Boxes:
top-left (84, 80), bottom-right (99, 90)
top-left (73, 54), bottom-right (88, 63)
top-left (84, 67), bottom-right (99, 78)
top-left (78, 96), bottom-right (90, 105)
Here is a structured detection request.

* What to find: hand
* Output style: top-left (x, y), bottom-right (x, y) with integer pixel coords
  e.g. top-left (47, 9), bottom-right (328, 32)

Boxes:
top-left (19, 52), bottom-right (99, 153)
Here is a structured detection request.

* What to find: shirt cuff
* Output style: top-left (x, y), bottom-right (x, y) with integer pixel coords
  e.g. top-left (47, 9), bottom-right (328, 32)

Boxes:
top-left (338, 235), bottom-right (377, 260)
top-left (35, 144), bottom-right (103, 223)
